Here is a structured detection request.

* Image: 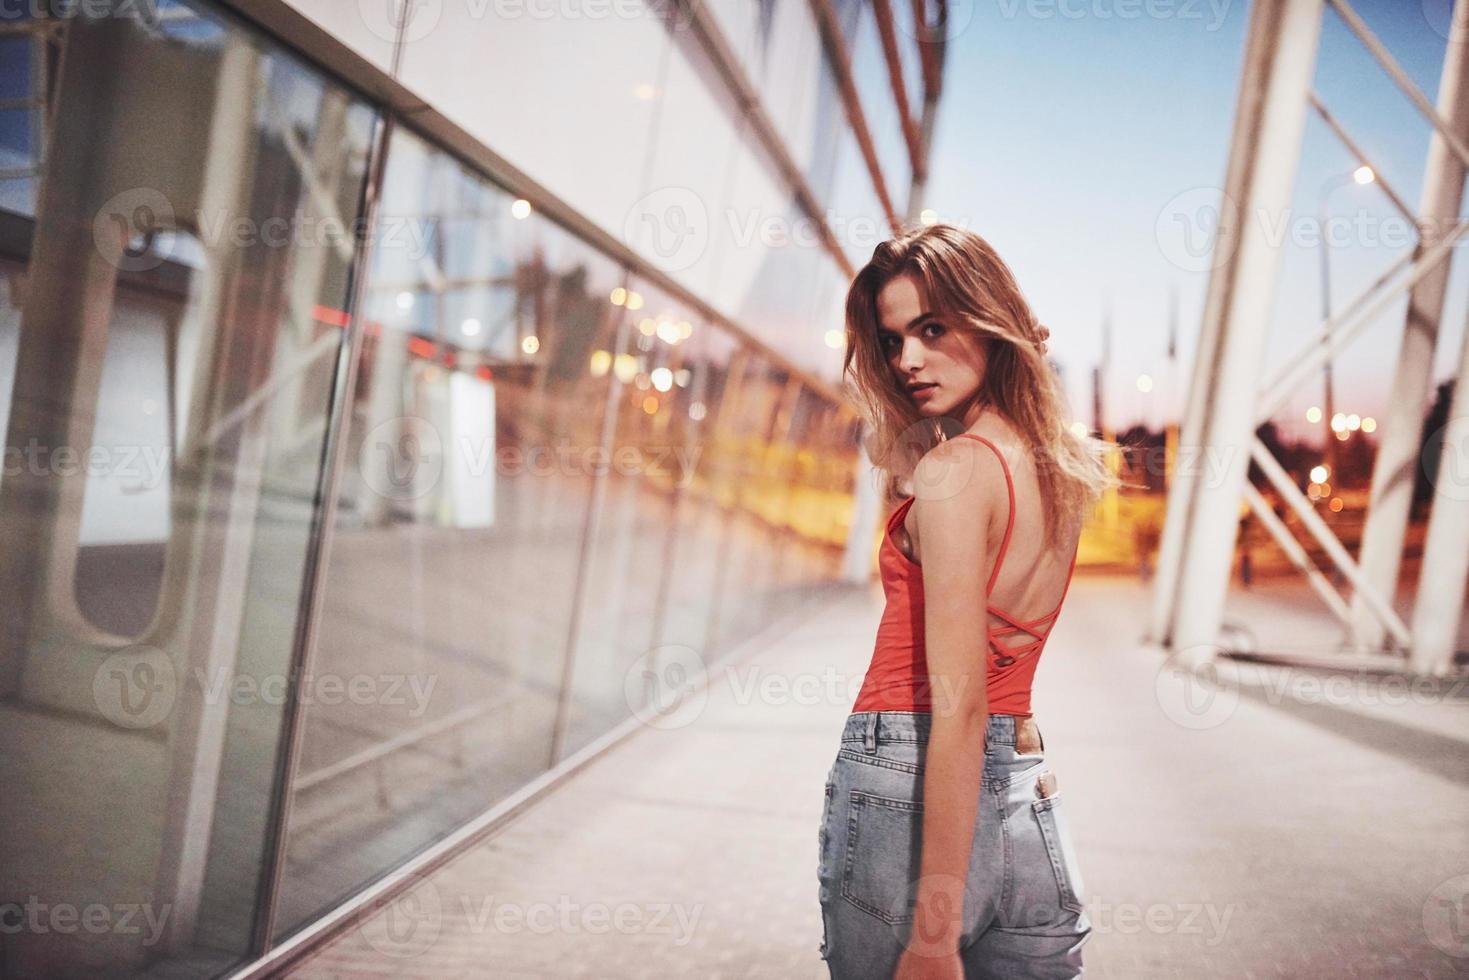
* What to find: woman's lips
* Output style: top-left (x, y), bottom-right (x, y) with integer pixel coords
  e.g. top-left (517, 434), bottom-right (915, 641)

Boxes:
top-left (910, 383), bottom-right (937, 399)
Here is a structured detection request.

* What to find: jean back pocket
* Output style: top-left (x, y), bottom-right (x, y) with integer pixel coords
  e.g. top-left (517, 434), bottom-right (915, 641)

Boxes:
top-left (841, 791), bottom-right (924, 924)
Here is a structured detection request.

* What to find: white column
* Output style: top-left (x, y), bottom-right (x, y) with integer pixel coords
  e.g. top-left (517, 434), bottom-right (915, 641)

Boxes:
top-left (1409, 301), bottom-right (1469, 674)
top-left (1170, 0), bottom-right (1325, 665)
top-left (1349, 0), bottom-right (1469, 654)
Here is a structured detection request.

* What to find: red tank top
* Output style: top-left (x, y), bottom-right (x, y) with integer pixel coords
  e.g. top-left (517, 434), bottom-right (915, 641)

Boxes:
top-left (851, 433), bottom-right (1080, 716)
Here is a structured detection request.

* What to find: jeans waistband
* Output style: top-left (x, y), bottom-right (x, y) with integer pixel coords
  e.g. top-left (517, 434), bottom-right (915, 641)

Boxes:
top-left (840, 711), bottom-right (1035, 749)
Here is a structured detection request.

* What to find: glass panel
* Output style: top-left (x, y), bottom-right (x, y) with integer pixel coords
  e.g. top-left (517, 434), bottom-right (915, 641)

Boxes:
top-left (557, 275), bottom-right (677, 756)
top-left (274, 125), bottom-right (626, 936)
top-left (0, 5), bottom-right (377, 979)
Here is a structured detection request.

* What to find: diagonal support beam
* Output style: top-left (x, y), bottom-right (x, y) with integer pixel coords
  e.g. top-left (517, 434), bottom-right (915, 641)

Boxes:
top-left (1242, 481), bottom-right (1353, 625)
top-left (1308, 92), bottom-right (1419, 226)
top-left (1249, 437), bottom-right (1412, 648)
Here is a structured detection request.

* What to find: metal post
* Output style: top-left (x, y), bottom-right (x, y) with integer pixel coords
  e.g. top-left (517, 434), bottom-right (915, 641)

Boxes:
top-left (1349, 0), bottom-right (1469, 654)
top-left (1147, 0), bottom-right (1323, 650)
top-left (1409, 299), bottom-right (1469, 674)
top-left (1168, 0), bottom-right (1324, 665)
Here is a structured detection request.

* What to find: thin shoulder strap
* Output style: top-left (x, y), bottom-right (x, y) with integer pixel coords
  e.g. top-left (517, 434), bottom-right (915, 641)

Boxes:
top-left (952, 433), bottom-right (1015, 593)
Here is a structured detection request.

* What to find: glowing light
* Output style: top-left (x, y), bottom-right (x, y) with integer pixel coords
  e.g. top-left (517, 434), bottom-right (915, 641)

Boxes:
top-left (651, 367), bottom-right (673, 392)
top-left (613, 353), bottom-right (638, 383)
top-left (1136, 373), bottom-right (1153, 393)
top-left (634, 83), bottom-right (657, 100)
top-left (396, 291), bottom-right (414, 311)
top-left (638, 317), bottom-right (657, 336)
top-left (521, 335), bottom-right (539, 354)
top-left (657, 319), bottom-right (682, 344)
top-left (1361, 416), bottom-right (1376, 433)
top-left (1305, 406), bottom-right (1322, 423)
top-left (610, 287), bottom-right (627, 306)
top-left (510, 199), bottom-right (531, 219)
top-left (589, 349), bottom-right (612, 376)
top-left (626, 290), bottom-right (644, 310)
top-left (674, 368), bottom-right (691, 387)
top-left (1068, 421), bottom-right (1088, 439)
top-left (1353, 166), bottom-right (1375, 185)
top-left (919, 209), bottom-right (938, 225)
top-left (689, 401), bottom-right (707, 421)
top-left (825, 329), bottom-right (844, 349)
top-left (1329, 497), bottom-right (1344, 512)
top-left (1330, 412), bottom-right (1347, 433)
top-left (460, 318), bottom-right (482, 337)
top-left (1310, 465), bottom-right (1328, 483)
top-left (1346, 413), bottom-right (1360, 431)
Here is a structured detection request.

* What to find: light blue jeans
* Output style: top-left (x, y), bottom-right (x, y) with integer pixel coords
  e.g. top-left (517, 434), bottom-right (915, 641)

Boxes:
top-left (817, 712), bottom-right (1091, 978)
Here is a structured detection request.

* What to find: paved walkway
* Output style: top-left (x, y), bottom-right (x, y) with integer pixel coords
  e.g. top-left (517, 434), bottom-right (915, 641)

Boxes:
top-left (289, 574), bottom-right (1469, 978)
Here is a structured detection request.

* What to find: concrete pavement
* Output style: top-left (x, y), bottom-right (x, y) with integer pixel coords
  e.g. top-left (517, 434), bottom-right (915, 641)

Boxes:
top-left (288, 573), bottom-right (1469, 978)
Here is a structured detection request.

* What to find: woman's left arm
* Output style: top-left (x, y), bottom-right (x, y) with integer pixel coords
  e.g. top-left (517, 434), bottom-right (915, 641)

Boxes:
top-left (895, 439), bottom-right (1000, 979)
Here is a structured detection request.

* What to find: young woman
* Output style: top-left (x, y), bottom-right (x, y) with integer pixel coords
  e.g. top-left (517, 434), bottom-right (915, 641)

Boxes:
top-left (816, 224), bottom-right (1115, 979)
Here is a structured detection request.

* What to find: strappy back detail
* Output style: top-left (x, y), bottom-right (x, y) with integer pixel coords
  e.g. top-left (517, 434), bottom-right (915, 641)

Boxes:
top-left (854, 428), bottom-right (1081, 716)
top-left (885, 432), bottom-right (1080, 668)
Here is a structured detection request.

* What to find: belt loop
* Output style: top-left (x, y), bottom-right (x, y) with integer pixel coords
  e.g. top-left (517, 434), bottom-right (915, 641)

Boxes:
top-left (863, 713), bottom-right (879, 753)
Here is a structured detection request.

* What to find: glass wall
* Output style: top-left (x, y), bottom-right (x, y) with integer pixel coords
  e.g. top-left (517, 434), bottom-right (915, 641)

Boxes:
top-left (0, 5), bottom-right (378, 978)
top-left (0, 0), bottom-right (885, 974)
top-left (274, 125), bottom-right (627, 934)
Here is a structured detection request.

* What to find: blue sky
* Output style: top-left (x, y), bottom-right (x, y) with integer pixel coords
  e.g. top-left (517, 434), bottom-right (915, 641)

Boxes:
top-left (924, 0), bottom-right (1463, 442)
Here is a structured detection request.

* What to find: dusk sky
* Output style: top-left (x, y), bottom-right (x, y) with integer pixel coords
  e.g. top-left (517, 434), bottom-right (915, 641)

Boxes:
top-left (923, 0), bottom-right (1463, 444)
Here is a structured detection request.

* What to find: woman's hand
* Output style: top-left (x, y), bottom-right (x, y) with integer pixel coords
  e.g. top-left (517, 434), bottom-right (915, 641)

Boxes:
top-left (1038, 323), bottom-right (1051, 357)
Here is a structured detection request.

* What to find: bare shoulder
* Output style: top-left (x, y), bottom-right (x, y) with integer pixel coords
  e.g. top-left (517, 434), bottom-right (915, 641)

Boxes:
top-left (911, 433), bottom-right (1010, 516)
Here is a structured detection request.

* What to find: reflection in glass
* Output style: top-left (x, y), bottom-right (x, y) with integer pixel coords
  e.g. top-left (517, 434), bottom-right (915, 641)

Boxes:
top-left (0, 6), bottom-right (376, 978)
top-left (275, 126), bottom-right (626, 935)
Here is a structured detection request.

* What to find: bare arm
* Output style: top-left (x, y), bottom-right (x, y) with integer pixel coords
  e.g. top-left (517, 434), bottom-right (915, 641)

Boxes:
top-left (902, 438), bottom-right (1000, 965)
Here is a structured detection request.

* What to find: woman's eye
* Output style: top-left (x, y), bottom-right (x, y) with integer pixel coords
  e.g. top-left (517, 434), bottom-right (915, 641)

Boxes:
top-left (922, 322), bottom-right (944, 339)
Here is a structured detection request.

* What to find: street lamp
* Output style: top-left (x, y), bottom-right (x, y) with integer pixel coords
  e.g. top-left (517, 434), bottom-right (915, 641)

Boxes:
top-left (1317, 164), bottom-right (1375, 488)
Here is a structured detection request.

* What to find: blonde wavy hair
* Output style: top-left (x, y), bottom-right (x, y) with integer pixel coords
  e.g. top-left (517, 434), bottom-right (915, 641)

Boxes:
top-left (842, 223), bottom-right (1120, 549)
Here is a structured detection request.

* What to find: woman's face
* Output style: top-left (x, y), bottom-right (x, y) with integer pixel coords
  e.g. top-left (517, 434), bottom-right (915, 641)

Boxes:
top-left (875, 273), bottom-right (988, 419)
